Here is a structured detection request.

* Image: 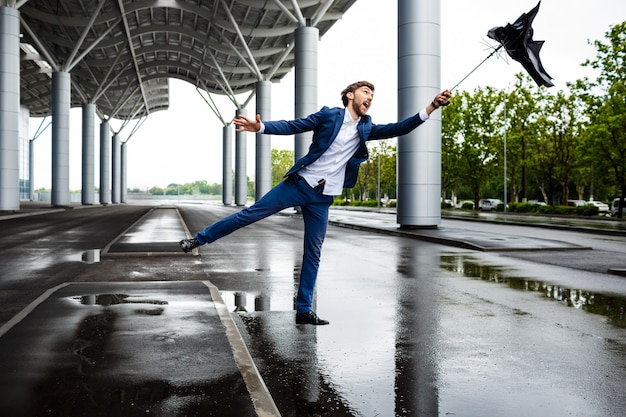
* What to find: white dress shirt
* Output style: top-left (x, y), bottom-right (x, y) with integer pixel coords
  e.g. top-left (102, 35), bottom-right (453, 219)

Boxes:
top-left (297, 108), bottom-right (361, 196)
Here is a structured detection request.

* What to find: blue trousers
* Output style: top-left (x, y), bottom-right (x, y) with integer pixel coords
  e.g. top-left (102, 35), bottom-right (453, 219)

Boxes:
top-left (195, 174), bottom-right (334, 313)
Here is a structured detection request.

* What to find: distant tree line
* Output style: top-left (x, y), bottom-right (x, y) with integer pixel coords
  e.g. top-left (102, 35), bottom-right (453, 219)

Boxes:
top-left (146, 180), bottom-right (223, 196)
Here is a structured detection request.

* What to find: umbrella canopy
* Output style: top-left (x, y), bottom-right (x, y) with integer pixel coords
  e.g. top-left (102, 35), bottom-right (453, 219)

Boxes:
top-left (487, 1), bottom-right (554, 87)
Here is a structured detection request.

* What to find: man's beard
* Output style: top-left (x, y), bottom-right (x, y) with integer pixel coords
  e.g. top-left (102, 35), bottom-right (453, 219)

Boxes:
top-left (352, 101), bottom-right (368, 117)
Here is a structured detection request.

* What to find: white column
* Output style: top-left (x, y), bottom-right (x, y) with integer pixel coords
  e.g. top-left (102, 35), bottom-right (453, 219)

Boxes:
top-left (0, 6), bottom-right (21, 210)
top-left (235, 108), bottom-right (247, 206)
top-left (121, 141), bottom-right (127, 203)
top-left (111, 133), bottom-right (120, 203)
top-left (255, 80), bottom-right (271, 200)
top-left (294, 24), bottom-right (318, 160)
top-left (81, 103), bottom-right (95, 204)
top-left (222, 125), bottom-right (233, 205)
top-left (51, 71), bottom-right (71, 207)
top-left (397, 0), bottom-right (442, 227)
top-left (99, 121), bottom-right (111, 204)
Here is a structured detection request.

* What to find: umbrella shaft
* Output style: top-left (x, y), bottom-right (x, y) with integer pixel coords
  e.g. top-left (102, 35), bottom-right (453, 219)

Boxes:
top-left (450, 45), bottom-right (503, 91)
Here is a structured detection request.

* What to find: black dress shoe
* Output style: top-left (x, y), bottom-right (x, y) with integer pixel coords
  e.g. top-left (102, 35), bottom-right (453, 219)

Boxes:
top-left (295, 311), bottom-right (329, 325)
top-left (179, 237), bottom-right (199, 253)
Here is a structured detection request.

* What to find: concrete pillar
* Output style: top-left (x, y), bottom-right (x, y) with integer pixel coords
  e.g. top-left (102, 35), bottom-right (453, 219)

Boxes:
top-left (29, 140), bottom-right (35, 201)
top-left (121, 141), bottom-right (127, 203)
top-left (99, 121), bottom-right (111, 204)
top-left (111, 133), bottom-right (120, 203)
top-left (235, 108), bottom-right (247, 206)
top-left (222, 125), bottom-right (233, 205)
top-left (397, 0), bottom-right (442, 227)
top-left (19, 105), bottom-right (29, 200)
top-left (294, 24), bottom-right (318, 160)
top-left (255, 80), bottom-right (271, 200)
top-left (51, 71), bottom-right (71, 207)
top-left (81, 103), bottom-right (95, 205)
top-left (0, 6), bottom-right (21, 210)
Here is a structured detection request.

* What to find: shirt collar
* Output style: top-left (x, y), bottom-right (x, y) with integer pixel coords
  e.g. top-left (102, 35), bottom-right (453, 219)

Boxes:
top-left (343, 107), bottom-right (360, 125)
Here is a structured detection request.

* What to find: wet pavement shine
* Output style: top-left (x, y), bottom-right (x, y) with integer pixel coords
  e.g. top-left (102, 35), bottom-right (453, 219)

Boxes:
top-left (0, 281), bottom-right (258, 416)
top-left (0, 201), bottom-right (625, 417)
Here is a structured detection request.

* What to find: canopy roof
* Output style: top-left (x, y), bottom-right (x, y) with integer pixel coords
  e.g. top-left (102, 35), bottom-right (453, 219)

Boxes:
top-left (17, 0), bottom-right (357, 119)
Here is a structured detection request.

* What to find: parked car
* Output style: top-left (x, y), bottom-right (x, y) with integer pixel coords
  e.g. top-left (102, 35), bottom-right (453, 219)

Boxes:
top-left (567, 199), bottom-right (587, 207)
top-left (478, 198), bottom-right (503, 211)
top-left (611, 198), bottom-right (625, 216)
top-left (587, 200), bottom-right (609, 214)
top-left (455, 200), bottom-right (474, 209)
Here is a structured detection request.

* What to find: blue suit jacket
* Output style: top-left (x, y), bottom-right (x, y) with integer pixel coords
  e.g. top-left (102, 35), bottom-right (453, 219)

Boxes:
top-left (263, 106), bottom-right (426, 189)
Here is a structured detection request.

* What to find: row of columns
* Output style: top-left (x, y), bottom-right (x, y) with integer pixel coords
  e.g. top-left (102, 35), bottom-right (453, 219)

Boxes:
top-left (1, 5), bottom-right (126, 208)
top-left (79, 103), bottom-right (126, 206)
top-left (2, 1), bottom-right (443, 227)
top-left (49, 72), bottom-right (125, 207)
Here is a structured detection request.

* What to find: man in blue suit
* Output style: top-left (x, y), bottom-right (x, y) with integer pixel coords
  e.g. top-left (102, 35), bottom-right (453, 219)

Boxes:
top-left (180, 81), bottom-right (451, 325)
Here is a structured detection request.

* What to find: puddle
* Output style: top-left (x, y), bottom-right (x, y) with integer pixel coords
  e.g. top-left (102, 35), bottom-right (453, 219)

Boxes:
top-left (440, 255), bottom-right (626, 328)
top-left (71, 294), bottom-right (169, 316)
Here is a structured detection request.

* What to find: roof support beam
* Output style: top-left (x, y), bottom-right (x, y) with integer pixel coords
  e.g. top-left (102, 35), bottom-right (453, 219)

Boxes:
top-left (266, 43), bottom-right (293, 80)
top-left (117, 0), bottom-right (149, 115)
top-left (109, 83), bottom-right (141, 120)
top-left (269, 0), bottom-right (299, 24)
top-left (219, 0), bottom-right (262, 79)
top-left (92, 49), bottom-right (131, 102)
top-left (207, 51), bottom-right (239, 106)
top-left (312, 0), bottom-right (337, 26)
top-left (65, 0), bottom-right (107, 72)
top-left (19, 16), bottom-right (59, 71)
top-left (221, 35), bottom-right (258, 78)
top-left (196, 83), bottom-right (227, 126)
top-left (289, 0), bottom-right (306, 26)
top-left (67, 16), bottom-right (121, 72)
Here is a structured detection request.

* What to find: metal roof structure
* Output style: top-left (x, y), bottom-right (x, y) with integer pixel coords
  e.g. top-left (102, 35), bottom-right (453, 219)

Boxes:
top-left (17, 0), bottom-right (357, 120)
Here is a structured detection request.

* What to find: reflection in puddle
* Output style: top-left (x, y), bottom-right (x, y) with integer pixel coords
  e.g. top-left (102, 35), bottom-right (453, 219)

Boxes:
top-left (441, 256), bottom-right (626, 328)
top-left (220, 290), bottom-right (293, 313)
top-left (71, 294), bottom-right (168, 315)
top-left (81, 249), bottom-right (100, 264)
top-left (73, 294), bottom-right (168, 306)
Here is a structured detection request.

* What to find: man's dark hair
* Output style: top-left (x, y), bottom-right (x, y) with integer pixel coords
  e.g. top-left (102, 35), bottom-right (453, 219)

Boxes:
top-left (341, 81), bottom-right (375, 106)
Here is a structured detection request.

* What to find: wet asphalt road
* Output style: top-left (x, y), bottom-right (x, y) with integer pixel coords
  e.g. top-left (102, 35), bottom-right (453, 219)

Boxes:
top-left (0, 202), bottom-right (625, 416)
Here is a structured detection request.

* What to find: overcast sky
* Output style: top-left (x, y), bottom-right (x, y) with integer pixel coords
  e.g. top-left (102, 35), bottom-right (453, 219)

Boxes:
top-left (30, 0), bottom-right (626, 190)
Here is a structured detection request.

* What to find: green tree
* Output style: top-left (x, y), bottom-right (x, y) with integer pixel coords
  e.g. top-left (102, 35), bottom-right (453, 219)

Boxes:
top-left (572, 21), bottom-right (626, 216)
top-left (501, 74), bottom-right (543, 202)
top-left (533, 91), bottom-right (585, 204)
top-left (148, 186), bottom-right (164, 195)
top-left (441, 94), bottom-right (463, 202)
top-left (377, 140), bottom-right (397, 200)
top-left (358, 140), bottom-right (396, 202)
top-left (444, 87), bottom-right (502, 208)
top-left (271, 149), bottom-right (294, 186)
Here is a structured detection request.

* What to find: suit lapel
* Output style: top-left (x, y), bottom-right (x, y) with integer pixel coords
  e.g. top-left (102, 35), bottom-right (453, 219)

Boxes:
top-left (357, 115), bottom-right (372, 141)
top-left (329, 108), bottom-right (344, 142)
